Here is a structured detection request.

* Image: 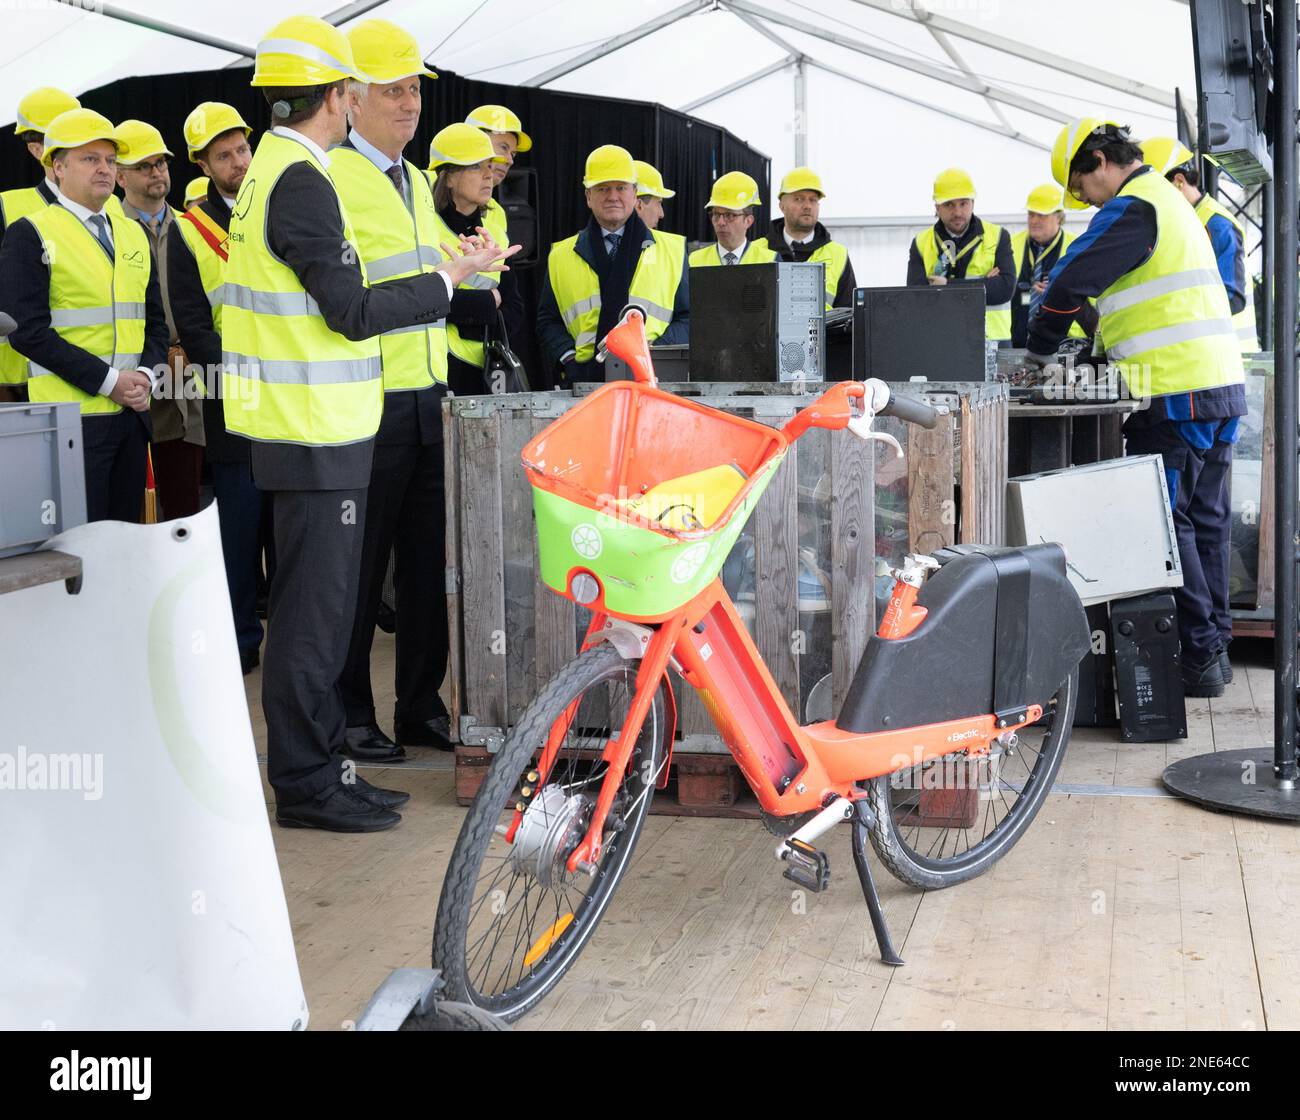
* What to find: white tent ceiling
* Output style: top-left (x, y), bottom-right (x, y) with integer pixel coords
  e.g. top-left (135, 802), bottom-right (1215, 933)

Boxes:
top-left (2, 0), bottom-right (1195, 218)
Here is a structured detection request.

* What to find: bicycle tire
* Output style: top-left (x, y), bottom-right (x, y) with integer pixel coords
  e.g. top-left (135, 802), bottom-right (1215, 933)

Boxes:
top-left (864, 669), bottom-right (1077, 890)
top-left (398, 1000), bottom-right (511, 1032)
top-left (433, 643), bottom-right (666, 1021)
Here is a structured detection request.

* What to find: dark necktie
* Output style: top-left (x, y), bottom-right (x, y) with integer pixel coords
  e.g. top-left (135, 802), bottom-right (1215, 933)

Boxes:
top-left (605, 232), bottom-right (621, 257)
top-left (385, 164), bottom-right (405, 201)
top-left (723, 251), bottom-right (737, 265)
top-left (89, 214), bottom-right (114, 261)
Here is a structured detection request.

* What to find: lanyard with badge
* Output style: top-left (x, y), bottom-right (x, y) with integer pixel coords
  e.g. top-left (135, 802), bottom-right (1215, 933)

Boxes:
top-left (931, 232), bottom-right (982, 279)
top-left (1019, 229), bottom-right (1063, 309)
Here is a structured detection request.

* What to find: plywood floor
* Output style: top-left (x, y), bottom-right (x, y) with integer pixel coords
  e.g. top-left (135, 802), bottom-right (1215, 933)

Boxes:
top-left (246, 637), bottom-right (1300, 1031)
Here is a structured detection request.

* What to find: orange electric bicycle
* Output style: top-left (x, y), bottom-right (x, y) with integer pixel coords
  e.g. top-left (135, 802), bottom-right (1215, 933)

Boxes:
top-left (432, 311), bottom-right (1091, 1021)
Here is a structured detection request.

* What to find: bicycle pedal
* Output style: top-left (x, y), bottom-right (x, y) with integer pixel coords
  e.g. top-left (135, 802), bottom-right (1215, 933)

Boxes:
top-left (780, 838), bottom-right (830, 893)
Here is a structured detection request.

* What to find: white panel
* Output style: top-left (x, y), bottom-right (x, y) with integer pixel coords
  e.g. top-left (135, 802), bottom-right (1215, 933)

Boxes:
top-left (0, 506), bottom-right (307, 1030)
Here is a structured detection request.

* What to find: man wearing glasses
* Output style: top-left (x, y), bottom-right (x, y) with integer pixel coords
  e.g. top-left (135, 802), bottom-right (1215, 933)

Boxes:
top-left (115, 119), bottom-right (206, 519)
top-left (688, 172), bottom-right (777, 268)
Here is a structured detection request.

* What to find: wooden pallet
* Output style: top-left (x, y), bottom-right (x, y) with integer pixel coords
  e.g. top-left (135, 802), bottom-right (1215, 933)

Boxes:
top-left (453, 744), bottom-right (978, 826)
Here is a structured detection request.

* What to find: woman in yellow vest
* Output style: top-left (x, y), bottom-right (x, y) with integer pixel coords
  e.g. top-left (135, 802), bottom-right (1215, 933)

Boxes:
top-left (1142, 137), bottom-right (1259, 354)
top-left (907, 167), bottom-right (1015, 344)
top-left (688, 171), bottom-right (779, 268)
top-left (427, 122), bottom-right (508, 396)
top-left (1032, 118), bottom-right (1246, 698)
top-left (466, 104), bottom-right (529, 375)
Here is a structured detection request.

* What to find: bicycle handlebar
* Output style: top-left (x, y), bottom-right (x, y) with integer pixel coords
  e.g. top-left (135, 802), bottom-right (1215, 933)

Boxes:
top-left (878, 392), bottom-right (941, 430)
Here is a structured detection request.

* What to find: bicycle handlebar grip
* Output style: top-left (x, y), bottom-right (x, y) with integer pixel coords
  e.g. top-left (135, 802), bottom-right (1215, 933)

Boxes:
top-left (879, 393), bottom-right (941, 429)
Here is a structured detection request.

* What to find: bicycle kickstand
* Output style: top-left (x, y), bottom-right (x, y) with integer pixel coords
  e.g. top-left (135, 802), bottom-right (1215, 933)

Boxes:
top-left (851, 800), bottom-right (905, 967)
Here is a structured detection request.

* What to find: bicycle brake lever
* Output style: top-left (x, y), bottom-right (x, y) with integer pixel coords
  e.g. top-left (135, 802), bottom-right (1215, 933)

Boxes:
top-left (846, 415), bottom-right (904, 458)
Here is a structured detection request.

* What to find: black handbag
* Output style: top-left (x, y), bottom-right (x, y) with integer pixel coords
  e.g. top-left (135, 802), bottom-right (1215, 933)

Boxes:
top-left (483, 310), bottom-right (530, 394)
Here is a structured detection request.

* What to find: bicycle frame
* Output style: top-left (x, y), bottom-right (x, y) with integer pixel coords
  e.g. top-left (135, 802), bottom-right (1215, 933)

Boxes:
top-left (529, 575), bottom-right (1042, 874)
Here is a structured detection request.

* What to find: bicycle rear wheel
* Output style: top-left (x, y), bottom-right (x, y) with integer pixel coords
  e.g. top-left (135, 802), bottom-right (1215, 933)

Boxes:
top-left (864, 670), bottom-right (1076, 890)
top-left (433, 643), bottom-right (667, 1021)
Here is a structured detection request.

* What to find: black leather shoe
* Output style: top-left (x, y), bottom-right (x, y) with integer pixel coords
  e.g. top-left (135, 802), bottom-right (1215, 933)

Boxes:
top-left (342, 723), bottom-right (407, 762)
top-left (376, 600), bottom-right (397, 635)
top-left (349, 774), bottom-right (410, 810)
top-left (276, 784), bottom-right (401, 832)
top-left (240, 646), bottom-right (260, 676)
top-left (394, 715), bottom-right (453, 751)
top-left (1183, 656), bottom-right (1226, 698)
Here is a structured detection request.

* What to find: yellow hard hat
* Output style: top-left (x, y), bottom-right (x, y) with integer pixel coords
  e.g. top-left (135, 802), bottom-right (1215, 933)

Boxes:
top-left (1024, 182), bottom-right (1064, 214)
top-left (933, 167), bottom-right (975, 204)
top-left (184, 176), bottom-right (209, 206)
top-left (1141, 136), bottom-right (1195, 177)
top-left (779, 166), bottom-right (824, 197)
top-left (183, 102), bottom-right (251, 162)
top-left (1051, 116), bottom-right (1123, 209)
top-left (251, 14), bottom-right (365, 88)
top-left (583, 144), bottom-right (636, 188)
top-left (40, 108), bottom-right (122, 167)
top-left (428, 122), bottom-right (498, 170)
top-left (634, 160), bottom-right (674, 199)
top-left (465, 104), bottom-right (531, 152)
top-left (707, 171), bottom-right (761, 211)
top-left (113, 119), bottom-right (173, 167)
top-left (347, 18), bottom-right (436, 83)
top-left (15, 87), bottom-right (80, 137)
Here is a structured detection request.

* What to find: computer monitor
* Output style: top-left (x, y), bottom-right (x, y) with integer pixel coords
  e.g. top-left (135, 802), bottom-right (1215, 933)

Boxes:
top-left (851, 284), bottom-right (986, 382)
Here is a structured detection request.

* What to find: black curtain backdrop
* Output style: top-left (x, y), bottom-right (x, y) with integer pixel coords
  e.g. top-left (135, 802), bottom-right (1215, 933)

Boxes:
top-left (0, 66), bottom-right (769, 384)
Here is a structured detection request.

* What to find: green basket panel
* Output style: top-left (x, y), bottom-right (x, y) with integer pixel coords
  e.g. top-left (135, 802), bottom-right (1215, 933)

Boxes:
top-left (533, 454), bottom-right (783, 617)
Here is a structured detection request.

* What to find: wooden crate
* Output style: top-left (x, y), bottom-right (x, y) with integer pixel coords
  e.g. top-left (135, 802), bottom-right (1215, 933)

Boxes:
top-left (444, 381), bottom-right (1009, 822)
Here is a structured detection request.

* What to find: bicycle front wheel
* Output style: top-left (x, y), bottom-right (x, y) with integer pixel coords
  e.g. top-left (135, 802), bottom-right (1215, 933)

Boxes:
top-left (433, 643), bottom-right (667, 1021)
top-left (864, 669), bottom-right (1077, 890)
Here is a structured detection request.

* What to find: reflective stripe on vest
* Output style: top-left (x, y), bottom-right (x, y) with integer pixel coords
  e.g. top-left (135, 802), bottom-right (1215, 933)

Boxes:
top-left (436, 197), bottom-right (510, 369)
top-left (1096, 171), bottom-right (1244, 398)
top-left (915, 222), bottom-right (1010, 340)
top-left (329, 147), bottom-right (448, 391)
top-left (547, 228), bottom-right (684, 363)
top-left (687, 239), bottom-right (779, 267)
top-left (805, 240), bottom-right (847, 310)
top-left (24, 204), bottom-right (151, 415)
top-left (222, 131), bottom-right (382, 446)
top-left (0, 186), bottom-right (55, 385)
top-left (1194, 192), bottom-right (1259, 354)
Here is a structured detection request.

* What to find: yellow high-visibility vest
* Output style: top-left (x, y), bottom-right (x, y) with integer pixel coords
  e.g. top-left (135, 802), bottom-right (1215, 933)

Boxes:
top-left (23, 203), bottom-right (151, 415)
top-left (221, 132), bottom-right (382, 447)
top-left (0, 184), bottom-right (55, 385)
top-left (547, 227), bottom-right (684, 362)
top-left (1096, 171), bottom-right (1244, 399)
top-left (688, 239), bottom-right (779, 267)
top-left (330, 148), bottom-right (448, 389)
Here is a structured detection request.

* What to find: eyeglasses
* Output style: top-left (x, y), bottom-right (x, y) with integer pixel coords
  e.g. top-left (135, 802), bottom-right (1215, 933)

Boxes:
top-left (710, 211), bottom-right (748, 223)
top-left (127, 158), bottom-right (170, 175)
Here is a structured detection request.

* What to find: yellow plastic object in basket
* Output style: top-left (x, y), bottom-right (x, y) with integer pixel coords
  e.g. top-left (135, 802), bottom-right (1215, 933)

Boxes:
top-left (621, 463), bottom-right (748, 532)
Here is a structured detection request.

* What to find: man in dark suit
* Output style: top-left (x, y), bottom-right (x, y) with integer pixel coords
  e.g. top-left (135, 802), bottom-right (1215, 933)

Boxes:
top-left (0, 108), bottom-right (166, 522)
top-left (224, 16), bottom-right (515, 833)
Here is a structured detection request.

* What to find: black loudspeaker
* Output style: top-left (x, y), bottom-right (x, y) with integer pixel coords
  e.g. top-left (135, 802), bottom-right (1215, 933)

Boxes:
top-left (1074, 603), bottom-right (1119, 728)
top-left (1110, 591), bottom-right (1188, 742)
top-left (498, 167), bottom-right (538, 267)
